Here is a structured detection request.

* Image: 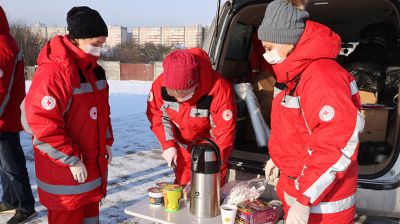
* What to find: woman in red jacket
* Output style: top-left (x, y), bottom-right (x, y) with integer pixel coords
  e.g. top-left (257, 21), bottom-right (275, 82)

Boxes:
top-left (258, 0), bottom-right (364, 223)
top-left (22, 6), bottom-right (113, 223)
top-left (146, 48), bottom-right (236, 186)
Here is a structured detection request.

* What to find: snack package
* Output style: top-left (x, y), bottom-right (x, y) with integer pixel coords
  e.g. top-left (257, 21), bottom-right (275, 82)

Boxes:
top-left (222, 178), bottom-right (266, 205)
top-left (235, 199), bottom-right (283, 224)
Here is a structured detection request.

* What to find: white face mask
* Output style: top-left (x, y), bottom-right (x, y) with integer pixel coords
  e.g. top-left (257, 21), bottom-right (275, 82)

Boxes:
top-left (85, 45), bottom-right (102, 57)
top-left (263, 48), bottom-right (284, 64)
top-left (176, 91), bottom-right (195, 102)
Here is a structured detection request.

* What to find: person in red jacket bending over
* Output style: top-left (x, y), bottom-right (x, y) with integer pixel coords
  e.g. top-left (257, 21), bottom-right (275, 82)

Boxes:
top-left (22, 6), bottom-right (113, 223)
top-left (147, 48), bottom-right (236, 186)
top-left (259, 0), bottom-right (364, 223)
top-left (0, 6), bottom-right (36, 224)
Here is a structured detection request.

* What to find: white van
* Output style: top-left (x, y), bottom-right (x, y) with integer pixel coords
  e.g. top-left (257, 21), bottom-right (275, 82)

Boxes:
top-left (203, 0), bottom-right (400, 218)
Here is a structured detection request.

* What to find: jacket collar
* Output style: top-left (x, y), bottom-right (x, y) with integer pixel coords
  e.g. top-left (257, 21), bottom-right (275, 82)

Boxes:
top-left (272, 21), bottom-right (341, 87)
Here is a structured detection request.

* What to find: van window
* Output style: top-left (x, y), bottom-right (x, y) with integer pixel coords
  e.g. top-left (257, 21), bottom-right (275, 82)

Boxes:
top-left (225, 23), bottom-right (253, 61)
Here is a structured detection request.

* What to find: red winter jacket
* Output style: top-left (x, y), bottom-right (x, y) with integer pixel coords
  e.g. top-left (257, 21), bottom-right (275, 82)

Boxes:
top-left (22, 35), bottom-right (114, 210)
top-left (269, 21), bottom-right (364, 209)
top-left (146, 48), bottom-right (236, 183)
top-left (0, 7), bottom-right (25, 132)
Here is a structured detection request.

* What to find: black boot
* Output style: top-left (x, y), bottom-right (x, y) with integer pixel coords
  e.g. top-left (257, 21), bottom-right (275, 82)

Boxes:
top-left (6, 209), bottom-right (37, 224)
top-left (0, 202), bottom-right (16, 214)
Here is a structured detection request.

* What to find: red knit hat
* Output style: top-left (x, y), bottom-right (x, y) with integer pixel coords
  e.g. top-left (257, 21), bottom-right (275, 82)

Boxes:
top-left (162, 50), bottom-right (199, 90)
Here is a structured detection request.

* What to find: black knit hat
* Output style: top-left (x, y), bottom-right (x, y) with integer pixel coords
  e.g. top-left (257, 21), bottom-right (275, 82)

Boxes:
top-left (67, 6), bottom-right (108, 39)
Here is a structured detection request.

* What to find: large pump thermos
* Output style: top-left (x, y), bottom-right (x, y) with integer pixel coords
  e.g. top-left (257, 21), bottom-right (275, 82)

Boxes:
top-left (189, 138), bottom-right (221, 218)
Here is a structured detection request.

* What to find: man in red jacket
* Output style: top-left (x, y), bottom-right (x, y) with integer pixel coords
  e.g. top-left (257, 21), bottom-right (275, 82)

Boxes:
top-left (258, 0), bottom-right (364, 223)
top-left (0, 6), bottom-right (36, 224)
top-left (22, 6), bottom-right (113, 223)
top-left (147, 48), bottom-right (236, 186)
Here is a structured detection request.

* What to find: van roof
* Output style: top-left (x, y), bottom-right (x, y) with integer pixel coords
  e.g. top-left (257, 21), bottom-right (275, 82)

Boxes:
top-left (230, 0), bottom-right (400, 42)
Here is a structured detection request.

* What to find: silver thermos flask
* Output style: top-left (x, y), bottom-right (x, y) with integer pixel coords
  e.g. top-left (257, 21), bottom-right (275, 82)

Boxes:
top-left (189, 138), bottom-right (221, 218)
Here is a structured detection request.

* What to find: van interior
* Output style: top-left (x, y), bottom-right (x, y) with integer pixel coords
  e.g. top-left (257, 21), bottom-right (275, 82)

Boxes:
top-left (220, 0), bottom-right (400, 179)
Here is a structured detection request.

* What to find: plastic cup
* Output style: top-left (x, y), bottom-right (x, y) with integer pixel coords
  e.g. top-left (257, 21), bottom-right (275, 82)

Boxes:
top-left (220, 204), bottom-right (237, 224)
top-left (163, 184), bottom-right (182, 212)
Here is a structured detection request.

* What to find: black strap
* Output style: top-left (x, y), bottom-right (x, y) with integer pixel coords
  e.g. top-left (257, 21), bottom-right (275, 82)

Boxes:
top-left (289, 79), bottom-right (301, 96)
top-left (93, 66), bottom-right (106, 80)
top-left (78, 69), bottom-right (86, 83)
top-left (274, 82), bottom-right (288, 91)
top-left (79, 66), bottom-right (106, 83)
top-left (161, 87), bottom-right (178, 102)
top-left (274, 73), bottom-right (302, 96)
top-left (196, 95), bottom-right (213, 110)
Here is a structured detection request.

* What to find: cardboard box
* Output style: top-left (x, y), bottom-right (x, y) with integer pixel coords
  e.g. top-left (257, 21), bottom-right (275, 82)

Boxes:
top-left (253, 71), bottom-right (275, 112)
top-left (359, 129), bottom-right (387, 142)
top-left (360, 107), bottom-right (392, 142)
top-left (361, 109), bottom-right (389, 130)
top-left (359, 91), bottom-right (377, 104)
top-left (235, 199), bottom-right (281, 224)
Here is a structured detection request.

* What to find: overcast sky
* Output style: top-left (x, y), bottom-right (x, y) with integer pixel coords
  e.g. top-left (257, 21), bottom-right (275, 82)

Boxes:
top-left (1, 0), bottom-right (222, 27)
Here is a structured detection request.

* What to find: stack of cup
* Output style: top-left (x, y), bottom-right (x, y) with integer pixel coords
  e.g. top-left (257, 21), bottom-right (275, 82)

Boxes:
top-left (163, 184), bottom-right (182, 212)
top-left (220, 204), bottom-right (238, 224)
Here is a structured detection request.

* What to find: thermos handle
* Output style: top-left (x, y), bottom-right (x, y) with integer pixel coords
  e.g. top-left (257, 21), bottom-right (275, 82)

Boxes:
top-left (190, 138), bottom-right (221, 167)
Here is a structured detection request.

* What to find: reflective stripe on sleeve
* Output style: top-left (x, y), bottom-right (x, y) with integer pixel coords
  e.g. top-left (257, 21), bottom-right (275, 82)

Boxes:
top-left (284, 191), bottom-right (355, 214)
top-left (20, 99), bottom-right (33, 134)
top-left (302, 111), bottom-right (365, 203)
top-left (160, 105), bottom-right (175, 141)
top-left (62, 99), bottom-right (72, 116)
top-left (209, 114), bottom-right (216, 139)
top-left (83, 216), bottom-right (99, 224)
top-left (33, 137), bottom-right (80, 166)
top-left (106, 127), bottom-right (112, 139)
top-left (349, 80), bottom-right (358, 96)
top-left (36, 177), bottom-right (101, 195)
top-left (0, 51), bottom-right (23, 117)
top-left (177, 140), bottom-right (188, 149)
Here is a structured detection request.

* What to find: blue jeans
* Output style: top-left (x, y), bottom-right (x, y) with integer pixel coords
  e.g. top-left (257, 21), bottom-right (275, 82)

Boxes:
top-left (0, 132), bottom-right (35, 212)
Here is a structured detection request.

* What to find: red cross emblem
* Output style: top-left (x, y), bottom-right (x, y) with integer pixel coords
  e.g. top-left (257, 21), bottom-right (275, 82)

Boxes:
top-left (90, 107), bottom-right (98, 120)
top-left (319, 105), bottom-right (335, 122)
top-left (41, 96), bottom-right (56, 111)
top-left (222, 109), bottom-right (233, 121)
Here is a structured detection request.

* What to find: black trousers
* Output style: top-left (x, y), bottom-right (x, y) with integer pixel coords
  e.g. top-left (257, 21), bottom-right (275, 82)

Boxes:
top-left (0, 132), bottom-right (35, 212)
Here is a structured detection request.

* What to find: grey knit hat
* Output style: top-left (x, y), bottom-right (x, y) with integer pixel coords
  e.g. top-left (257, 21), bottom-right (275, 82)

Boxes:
top-left (258, 0), bottom-right (309, 44)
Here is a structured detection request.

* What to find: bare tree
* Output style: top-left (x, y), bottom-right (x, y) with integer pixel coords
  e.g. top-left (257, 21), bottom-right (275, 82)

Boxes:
top-left (102, 41), bottom-right (143, 63)
top-left (10, 22), bottom-right (47, 66)
top-left (139, 43), bottom-right (172, 63)
top-left (102, 41), bottom-right (173, 63)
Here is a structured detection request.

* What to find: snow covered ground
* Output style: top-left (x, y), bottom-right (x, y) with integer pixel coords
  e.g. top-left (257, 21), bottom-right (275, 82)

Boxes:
top-left (0, 80), bottom-right (398, 223)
